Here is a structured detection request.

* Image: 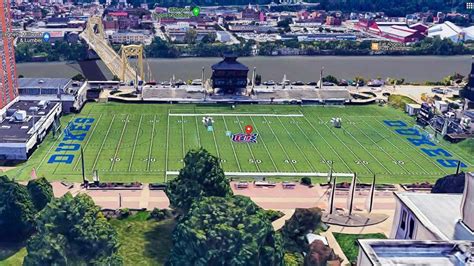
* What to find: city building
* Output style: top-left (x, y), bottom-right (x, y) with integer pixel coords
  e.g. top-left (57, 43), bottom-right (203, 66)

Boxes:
top-left (0, 0), bottom-right (19, 110)
top-left (18, 78), bottom-right (88, 114)
top-left (211, 55), bottom-right (249, 93)
top-left (0, 100), bottom-right (62, 160)
top-left (390, 172), bottom-right (474, 241)
top-left (110, 32), bottom-right (152, 45)
top-left (358, 20), bottom-right (426, 43)
top-left (428, 21), bottom-right (474, 43)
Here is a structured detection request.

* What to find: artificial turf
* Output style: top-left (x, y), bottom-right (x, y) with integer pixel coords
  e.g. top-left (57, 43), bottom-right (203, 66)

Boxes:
top-left (5, 102), bottom-right (473, 184)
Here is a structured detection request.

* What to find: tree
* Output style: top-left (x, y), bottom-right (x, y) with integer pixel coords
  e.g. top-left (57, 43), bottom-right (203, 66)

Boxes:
top-left (184, 29), bottom-right (198, 44)
top-left (24, 193), bottom-right (122, 265)
top-left (166, 148), bottom-right (232, 213)
top-left (280, 207), bottom-right (322, 252)
top-left (322, 75), bottom-right (338, 84)
top-left (168, 196), bottom-right (284, 265)
top-left (432, 172), bottom-right (465, 193)
top-left (304, 240), bottom-right (340, 266)
top-left (27, 177), bottom-right (53, 211)
top-left (71, 73), bottom-right (85, 81)
top-left (0, 176), bottom-right (36, 241)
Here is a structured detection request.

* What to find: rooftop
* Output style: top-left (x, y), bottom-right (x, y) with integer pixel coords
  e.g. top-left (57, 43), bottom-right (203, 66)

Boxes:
top-left (0, 101), bottom-right (60, 144)
top-left (211, 56), bottom-right (249, 71)
top-left (19, 78), bottom-right (71, 90)
top-left (394, 192), bottom-right (474, 241)
top-left (358, 239), bottom-right (474, 265)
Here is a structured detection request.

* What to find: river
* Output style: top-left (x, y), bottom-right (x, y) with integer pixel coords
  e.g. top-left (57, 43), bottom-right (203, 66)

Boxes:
top-left (16, 55), bottom-right (474, 83)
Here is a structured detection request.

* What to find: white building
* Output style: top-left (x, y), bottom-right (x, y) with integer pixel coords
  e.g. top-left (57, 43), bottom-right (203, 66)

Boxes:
top-left (110, 32), bottom-right (152, 45)
top-left (216, 31), bottom-right (232, 43)
top-left (390, 172), bottom-right (474, 241)
top-left (428, 21), bottom-right (474, 43)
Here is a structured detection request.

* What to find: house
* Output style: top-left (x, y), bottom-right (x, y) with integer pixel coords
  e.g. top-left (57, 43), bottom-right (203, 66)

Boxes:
top-left (390, 172), bottom-right (474, 241)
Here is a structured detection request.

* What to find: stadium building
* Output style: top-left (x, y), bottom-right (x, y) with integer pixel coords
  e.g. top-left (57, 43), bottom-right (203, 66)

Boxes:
top-left (18, 78), bottom-right (88, 114)
top-left (211, 55), bottom-right (249, 94)
top-left (0, 0), bottom-right (19, 110)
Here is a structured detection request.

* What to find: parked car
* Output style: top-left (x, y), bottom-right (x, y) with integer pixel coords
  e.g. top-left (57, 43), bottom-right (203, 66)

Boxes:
top-left (322, 82), bottom-right (335, 86)
top-left (432, 87), bottom-right (445, 94)
top-left (263, 80), bottom-right (276, 86)
top-left (291, 81), bottom-right (305, 86)
top-left (337, 79), bottom-right (349, 86)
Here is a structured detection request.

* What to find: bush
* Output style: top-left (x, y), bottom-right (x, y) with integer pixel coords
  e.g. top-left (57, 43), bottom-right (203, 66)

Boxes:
top-left (301, 177), bottom-right (312, 186)
top-left (265, 209), bottom-right (285, 222)
top-left (149, 208), bottom-right (173, 221)
top-left (118, 208), bottom-right (131, 219)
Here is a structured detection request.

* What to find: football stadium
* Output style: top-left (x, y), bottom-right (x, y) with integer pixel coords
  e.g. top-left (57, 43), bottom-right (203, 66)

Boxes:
top-left (6, 102), bottom-right (473, 183)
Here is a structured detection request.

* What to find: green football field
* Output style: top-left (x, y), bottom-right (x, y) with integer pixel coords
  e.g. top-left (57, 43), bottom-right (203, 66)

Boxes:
top-left (5, 102), bottom-right (473, 184)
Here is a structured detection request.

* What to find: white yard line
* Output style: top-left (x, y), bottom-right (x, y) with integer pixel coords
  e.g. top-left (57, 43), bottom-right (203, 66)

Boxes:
top-left (128, 115), bottom-right (143, 172)
top-left (92, 114), bottom-right (116, 171)
top-left (181, 115), bottom-right (186, 163)
top-left (316, 117), bottom-right (375, 174)
top-left (110, 114), bottom-right (130, 171)
top-left (166, 171), bottom-right (354, 177)
top-left (374, 119), bottom-right (448, 174)
top-left (338, 119), bottom-right (392, 174)
top-left (169, 113), bottom-right (304, 117)
top-left (73, 114), bottom-right (103, 171)
top-left (249, 116), bottom-right (279, 172)
top-left (37, 115), bottom-right (76, 171)
top-left (147, 115), bottom-right (156, 171)
top-left (361, 119), bottom-right (430, 175)
top-left (291, 117), bottom-right (327, 171)
top-left (275, 116), bottom-right (316, 172)
top-left (194, 116), bottom-right (201, 147)
top-left (346, 117), bottom-right (412, 174)
top-left (262, 116), bottom-right (297, 172)
top-left (302, 116), bottom-right (353, 172)
top-left (222, 116), bottom-right (242, 172)
top-left (236, 116), bottom-right (260, 172)
top-left (165, 111), bottom-right (170, 182)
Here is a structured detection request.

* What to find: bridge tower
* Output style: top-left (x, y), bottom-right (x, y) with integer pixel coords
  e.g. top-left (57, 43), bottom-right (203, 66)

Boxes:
top-left (120, 45), bottom-right (144, 86)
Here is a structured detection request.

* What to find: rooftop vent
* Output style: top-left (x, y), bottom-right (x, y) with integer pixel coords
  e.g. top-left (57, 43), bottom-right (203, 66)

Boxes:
top-left (13, 110), bottom-right (27, 122)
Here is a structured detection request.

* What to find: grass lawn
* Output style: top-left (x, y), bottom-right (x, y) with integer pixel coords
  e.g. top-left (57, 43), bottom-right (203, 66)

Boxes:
top-left (4, 102), bottom-right (472, 184)
top-left (0, 242), bottom-right (27, 266)
top-left (109, 211), bottom-right (175, 266)
top-left (333, 232), bottom-right (387, 264)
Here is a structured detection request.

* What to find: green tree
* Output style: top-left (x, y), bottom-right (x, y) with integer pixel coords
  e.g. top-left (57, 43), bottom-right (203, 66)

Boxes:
top-left (166, 148), bottom-right (232, 213)
top-left (71, 73), bottom-right (85, 81)
top-left (322, 75), bottom-right (338, 84)
top-left (24, 193), bottom-right (122, 265)
top-left (184, 29), bottom-right (198, 44)
top-left (280, 207), bottom-right (322, 252)
top-left (0, 176), bottom-right (36, 241)
top-left (27, 177), bottom-right (53, 211)
top-left (169, 196), bottom-right (284, 265)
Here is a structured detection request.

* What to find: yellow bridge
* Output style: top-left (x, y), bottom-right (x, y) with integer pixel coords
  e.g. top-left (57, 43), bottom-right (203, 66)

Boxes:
top-left (80, 16), bottom-right (144, 84)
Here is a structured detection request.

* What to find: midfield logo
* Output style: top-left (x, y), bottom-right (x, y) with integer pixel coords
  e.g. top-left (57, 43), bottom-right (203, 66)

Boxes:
top-left (231, 133), bottom-right (258, 143)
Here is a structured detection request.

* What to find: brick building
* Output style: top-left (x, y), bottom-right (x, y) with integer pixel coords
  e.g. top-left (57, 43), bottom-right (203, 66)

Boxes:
top-left (0, 0), bottom-right (19, 110)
